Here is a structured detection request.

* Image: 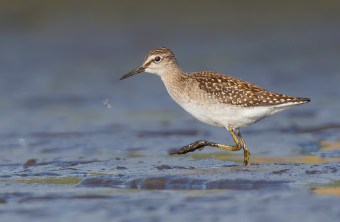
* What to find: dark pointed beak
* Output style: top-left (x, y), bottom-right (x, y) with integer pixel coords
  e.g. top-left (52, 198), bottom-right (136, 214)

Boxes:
top-left (120, 66), bottom-right (145, 80)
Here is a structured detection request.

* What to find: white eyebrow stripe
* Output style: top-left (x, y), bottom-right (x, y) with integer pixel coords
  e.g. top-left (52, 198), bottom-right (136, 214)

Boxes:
top-left (143, 56), bottom-right (155, 67)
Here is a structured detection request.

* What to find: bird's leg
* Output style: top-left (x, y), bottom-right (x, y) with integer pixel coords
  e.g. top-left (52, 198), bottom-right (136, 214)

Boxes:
top-left (170, 127), bottom-right (242, 155)
top-left (235, 129), bottom-right (250, 166)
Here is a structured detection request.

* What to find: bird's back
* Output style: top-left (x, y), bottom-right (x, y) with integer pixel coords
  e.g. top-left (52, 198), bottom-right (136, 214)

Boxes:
top-left (187, 71), bottom-right (310, 107)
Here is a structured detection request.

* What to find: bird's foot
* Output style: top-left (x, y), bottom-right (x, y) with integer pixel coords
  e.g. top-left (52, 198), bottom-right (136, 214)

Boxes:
top-left (170, 140), bottom-right (210, 155)
top-left (242, 147), bottom-right (250, 166)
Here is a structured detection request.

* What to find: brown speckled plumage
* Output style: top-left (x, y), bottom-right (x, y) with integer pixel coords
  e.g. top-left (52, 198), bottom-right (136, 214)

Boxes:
top-left (191, 71), bottom-right (310, 107)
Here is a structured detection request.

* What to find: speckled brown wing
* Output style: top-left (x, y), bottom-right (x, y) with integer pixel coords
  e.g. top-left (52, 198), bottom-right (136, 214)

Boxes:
top-left (192, 71), bottom-right (310, 107)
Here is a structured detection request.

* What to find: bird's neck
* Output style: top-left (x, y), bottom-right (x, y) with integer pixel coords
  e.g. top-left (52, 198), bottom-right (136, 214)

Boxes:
top-left (161, 68), bottom-right (188, 103)
top-left (161, 67), bottom-right (186, 87)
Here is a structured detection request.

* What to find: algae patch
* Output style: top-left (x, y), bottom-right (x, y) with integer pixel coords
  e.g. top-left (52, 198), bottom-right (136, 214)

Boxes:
top-left (309, 180), bottom-right (340, 197)
top-left (0, 176), bottom-right (82, 185)
top-left (308, 180), bottom-right (340, 188)
top-left (186, 152), bottom-right (340, 164)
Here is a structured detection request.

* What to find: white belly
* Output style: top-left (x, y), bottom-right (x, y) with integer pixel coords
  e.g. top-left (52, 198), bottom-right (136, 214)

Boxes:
top-left (178, 99), bottom-right (300, 129)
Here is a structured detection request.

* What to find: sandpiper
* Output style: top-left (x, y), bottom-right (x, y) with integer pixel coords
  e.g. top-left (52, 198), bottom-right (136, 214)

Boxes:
top-left (120, 47), bottom-right (310, 166)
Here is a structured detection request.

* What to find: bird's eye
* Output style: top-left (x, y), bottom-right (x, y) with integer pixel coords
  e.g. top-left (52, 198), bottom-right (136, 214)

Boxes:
top-left (154, 56), bottom-right (161, 62)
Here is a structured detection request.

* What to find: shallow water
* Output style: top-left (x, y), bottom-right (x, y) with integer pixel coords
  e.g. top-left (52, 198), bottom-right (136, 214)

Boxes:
top-left (1, 0), bottom-right (340, 221)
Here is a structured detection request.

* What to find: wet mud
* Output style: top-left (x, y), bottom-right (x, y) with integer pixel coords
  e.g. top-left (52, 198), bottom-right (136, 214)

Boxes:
top-left (1, 157), bottom-right (340, 222)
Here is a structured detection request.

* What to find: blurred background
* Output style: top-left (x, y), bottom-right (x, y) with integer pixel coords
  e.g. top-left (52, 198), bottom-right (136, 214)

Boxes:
top-left (0, 0), bottom-right (340, 162)
top-left (1, 1), bottom-right (340, 221)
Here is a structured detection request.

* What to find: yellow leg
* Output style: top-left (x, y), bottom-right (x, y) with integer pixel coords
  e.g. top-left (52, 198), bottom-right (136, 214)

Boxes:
top-left (213, 127), bottom-right (242, 151)
top-left (235, 129), bottom-right (250, 166)
top-left (170, 127), bottom-right (242, 155)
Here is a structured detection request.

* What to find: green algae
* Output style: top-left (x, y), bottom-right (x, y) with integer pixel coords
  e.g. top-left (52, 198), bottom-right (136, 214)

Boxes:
top-left (308, 180), bottom-right (340, 188)
top-left (0, 176), bottom-right (82, 185)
